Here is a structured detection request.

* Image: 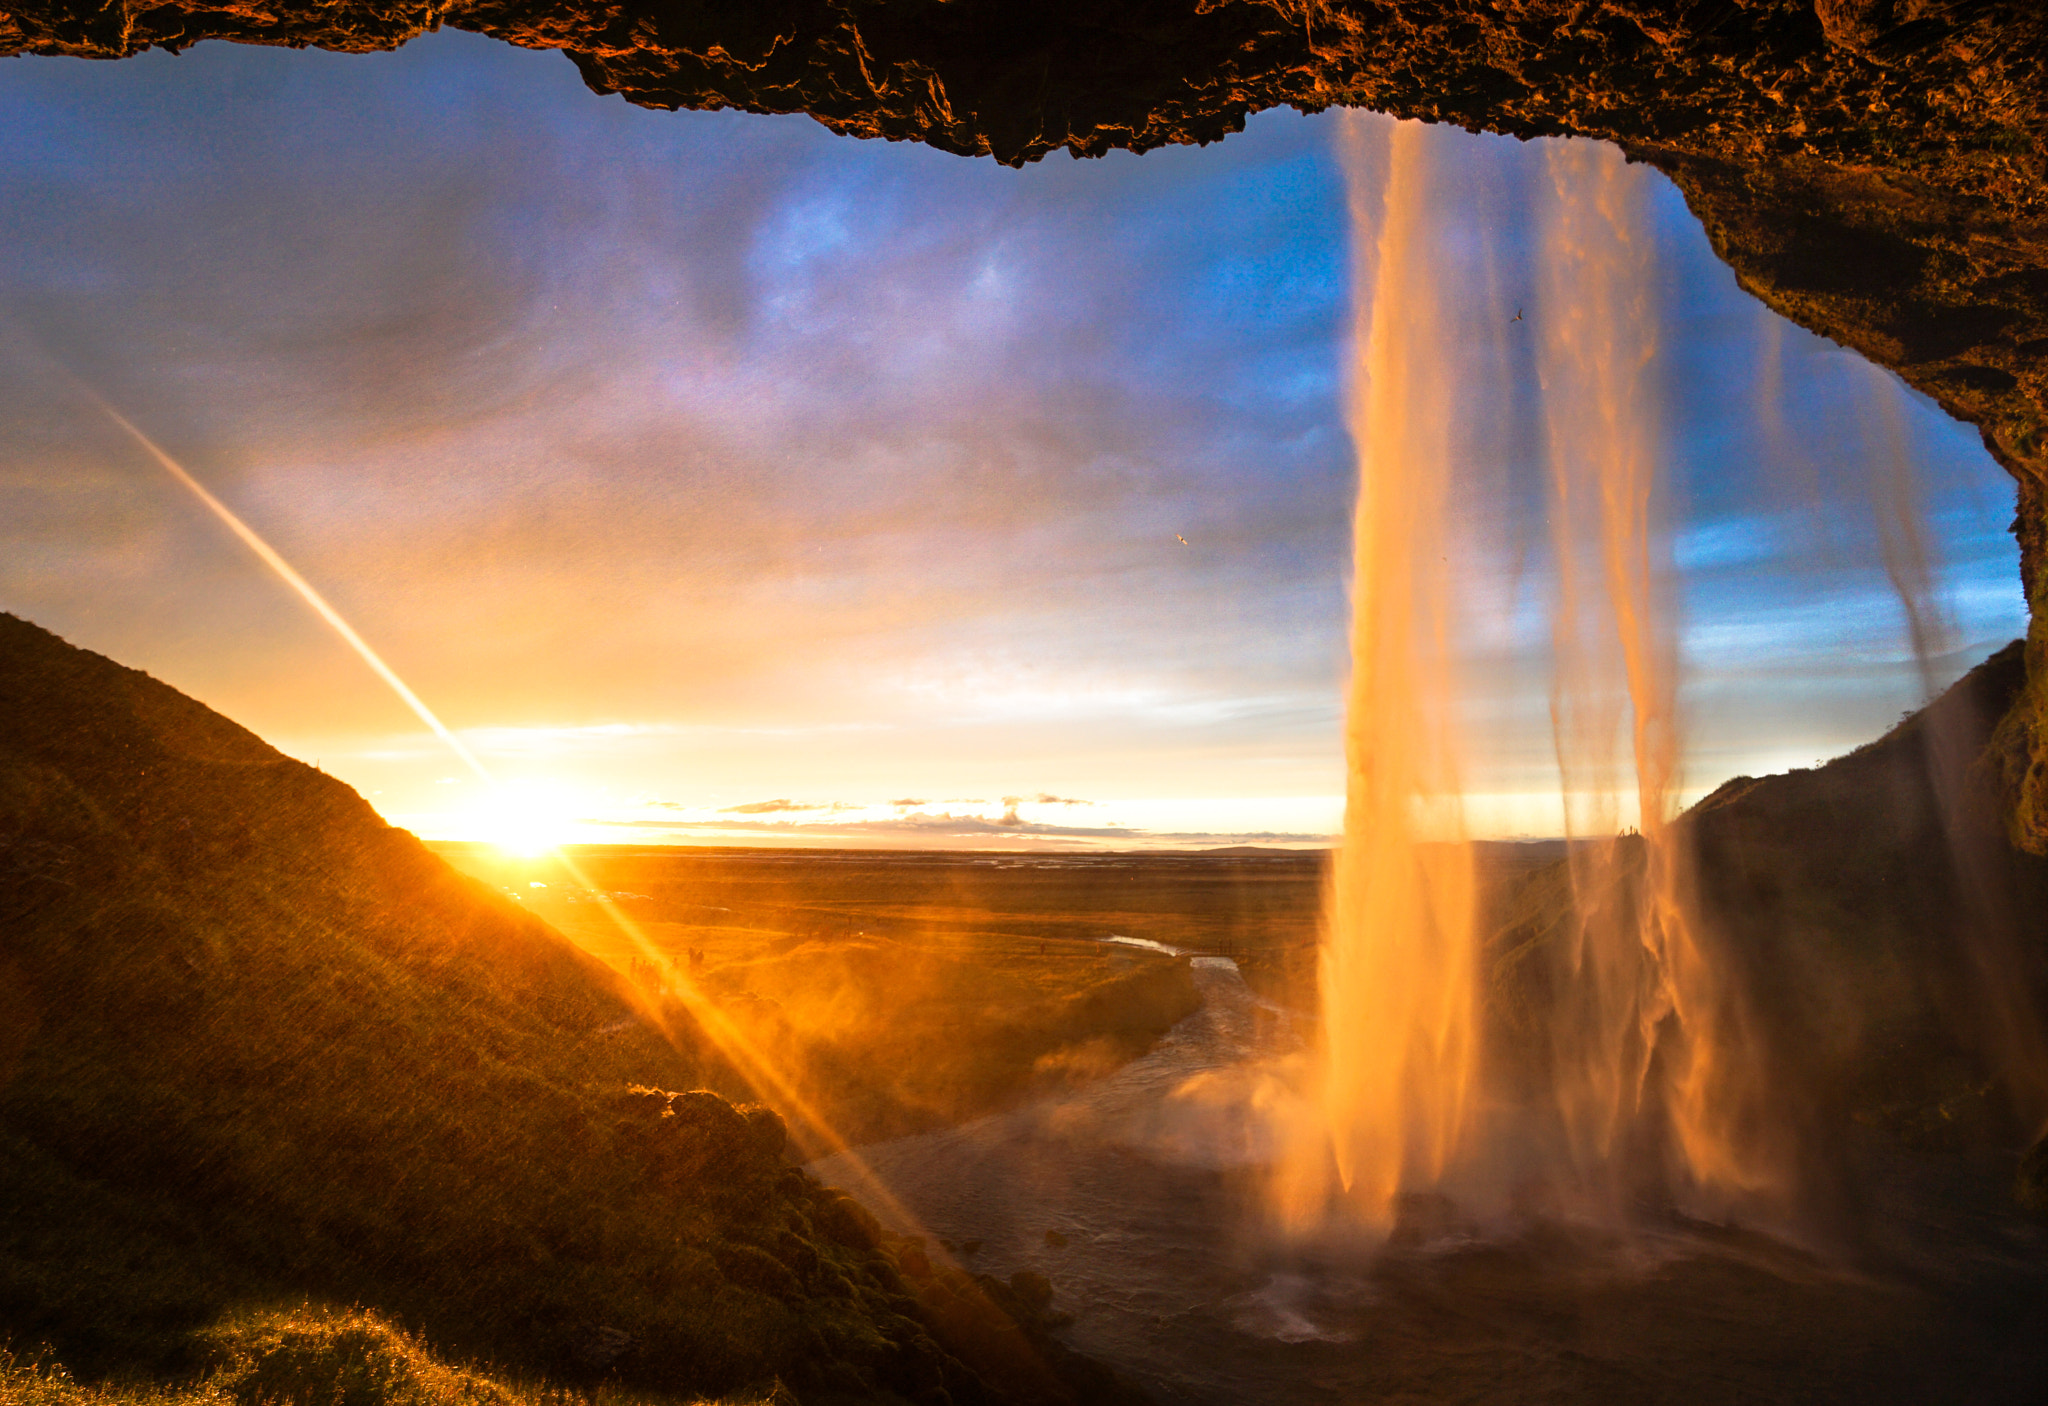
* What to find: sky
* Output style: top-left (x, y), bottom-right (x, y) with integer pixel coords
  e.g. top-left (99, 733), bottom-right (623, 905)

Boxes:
top-left (0, 31), bottom-right (2028, 850)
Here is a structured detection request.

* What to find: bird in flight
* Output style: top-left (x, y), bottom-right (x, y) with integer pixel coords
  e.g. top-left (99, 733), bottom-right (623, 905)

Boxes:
top-left (1175, 534), bottom-right (1190, 547)
top-left (1510, 308), bottom-right (1524, 323)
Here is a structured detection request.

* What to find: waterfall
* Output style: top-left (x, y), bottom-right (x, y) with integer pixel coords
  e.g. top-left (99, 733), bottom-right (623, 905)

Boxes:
top-left (1536, 139), bottom-right (1785, 1217)
top-left (1277, 120), bottom-right (1795, 1235)
top-left (1272, 114), bottom-right (1480, 1232)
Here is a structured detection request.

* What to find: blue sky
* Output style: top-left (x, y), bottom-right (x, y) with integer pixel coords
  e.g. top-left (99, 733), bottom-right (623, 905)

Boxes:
top-left (0, 31), bottom-right (2025, 847)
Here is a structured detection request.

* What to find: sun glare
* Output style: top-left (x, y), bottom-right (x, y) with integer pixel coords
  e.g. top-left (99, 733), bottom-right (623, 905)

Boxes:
top-left (469, 780), bottom-right (581, 857)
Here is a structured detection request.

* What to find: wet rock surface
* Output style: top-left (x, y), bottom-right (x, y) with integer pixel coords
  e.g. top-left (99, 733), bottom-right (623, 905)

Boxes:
top-left (5, 0), bottom-right (2047, 838)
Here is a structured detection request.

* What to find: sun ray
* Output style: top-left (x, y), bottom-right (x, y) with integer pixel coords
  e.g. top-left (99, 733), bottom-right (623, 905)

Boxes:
top-left (97, 400), bottom-right (492, 783)
top-left (95, 393), bottom-right (971, 1275)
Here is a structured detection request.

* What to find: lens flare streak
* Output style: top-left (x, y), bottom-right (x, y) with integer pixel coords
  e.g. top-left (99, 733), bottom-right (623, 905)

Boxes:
top-left (101, 395), bottom-right (974, 1288)
top-left (99, 402), bottom-right (492, 783)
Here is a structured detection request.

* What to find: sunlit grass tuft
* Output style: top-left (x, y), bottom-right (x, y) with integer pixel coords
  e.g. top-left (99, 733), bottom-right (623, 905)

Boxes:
top-left (2, 1308), bottom-right (785, 1406)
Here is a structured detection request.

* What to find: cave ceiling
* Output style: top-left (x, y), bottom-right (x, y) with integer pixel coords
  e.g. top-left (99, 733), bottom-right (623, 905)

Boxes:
top-left (2, 1), bottom-right (2041, 479)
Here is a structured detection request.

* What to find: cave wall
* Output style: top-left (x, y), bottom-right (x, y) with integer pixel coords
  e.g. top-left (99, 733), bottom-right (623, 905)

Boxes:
top-left (4, 0), bottom-right (2046, 841)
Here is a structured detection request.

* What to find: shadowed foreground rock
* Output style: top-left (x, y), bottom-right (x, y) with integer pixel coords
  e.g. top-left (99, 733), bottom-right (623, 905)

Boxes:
top-left (4, 0), bottom-right (2048, 844)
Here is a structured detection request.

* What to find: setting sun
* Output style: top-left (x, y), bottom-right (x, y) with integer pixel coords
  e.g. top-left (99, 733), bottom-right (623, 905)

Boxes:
top-left (466, 780), bottom-right (583, 858)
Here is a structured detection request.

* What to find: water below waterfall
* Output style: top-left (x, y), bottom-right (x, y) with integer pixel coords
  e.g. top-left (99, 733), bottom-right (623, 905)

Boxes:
top-left (811, 961), bottom-right (2048, 1405)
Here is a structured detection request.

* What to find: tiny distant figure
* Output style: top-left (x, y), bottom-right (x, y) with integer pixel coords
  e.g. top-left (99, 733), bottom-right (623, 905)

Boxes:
top-left (1510, 308), bottom-right (1524, 323)
top-left (1175, 534), bottom-right (1189, 546)
top-left (688, 947), bottom-right (705, 974)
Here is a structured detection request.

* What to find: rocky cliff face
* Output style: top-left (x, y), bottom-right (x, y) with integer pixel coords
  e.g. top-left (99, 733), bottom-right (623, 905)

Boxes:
top-left (4, 0), bottom-right (2045, 839)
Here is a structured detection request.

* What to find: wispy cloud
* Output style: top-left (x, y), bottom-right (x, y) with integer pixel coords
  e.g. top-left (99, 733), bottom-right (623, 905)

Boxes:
top-left (991, 793), bottom-right (1095, 827)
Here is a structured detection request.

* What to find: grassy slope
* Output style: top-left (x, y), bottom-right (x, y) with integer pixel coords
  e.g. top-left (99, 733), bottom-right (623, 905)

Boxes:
top-left (1684, 643), bottom-right (2048, 1143)
top-left (0, 615), bottom-right (1131, 1406)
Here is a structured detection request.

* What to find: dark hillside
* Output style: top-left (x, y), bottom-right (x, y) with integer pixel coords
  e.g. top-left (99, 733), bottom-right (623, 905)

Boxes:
top-left (1684, 640), bottom-right (2048, 1156)
top-left (1486, 641), bottom-right (2048, 1222)
top-left (0, 615), bottom-right (1130, 1405)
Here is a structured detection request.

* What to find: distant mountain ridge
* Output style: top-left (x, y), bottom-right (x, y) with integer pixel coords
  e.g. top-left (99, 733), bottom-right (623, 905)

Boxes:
top-left (0, 614), bottom-right (1126, 1405)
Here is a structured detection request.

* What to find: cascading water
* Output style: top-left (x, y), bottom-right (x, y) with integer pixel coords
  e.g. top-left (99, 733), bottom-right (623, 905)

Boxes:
top-left (1271, 114), bottom-right (1480, 1233)
top-left (1279, 121), bottom-right (1797, 1234)
top-left (1535, 135), bottom-right (1687, 1215)
top-left (1861, 358), bottom-right (1955, 701)
top-left (1534, 139), bottom-right (1786, 1219)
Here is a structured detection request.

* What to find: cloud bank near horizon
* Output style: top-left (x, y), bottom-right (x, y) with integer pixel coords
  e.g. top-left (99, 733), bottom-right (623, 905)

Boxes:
top-left (580, 812), bottom-right (1327, 850)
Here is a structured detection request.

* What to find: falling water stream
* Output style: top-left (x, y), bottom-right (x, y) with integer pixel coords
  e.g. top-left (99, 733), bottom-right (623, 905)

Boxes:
top-left (1269, 117), bottom-right (1784, 1233)
top-left (1526, 134), bottom-right (1778, 1222)
top-left (1270, 114), bottom-right (1481, 1235)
